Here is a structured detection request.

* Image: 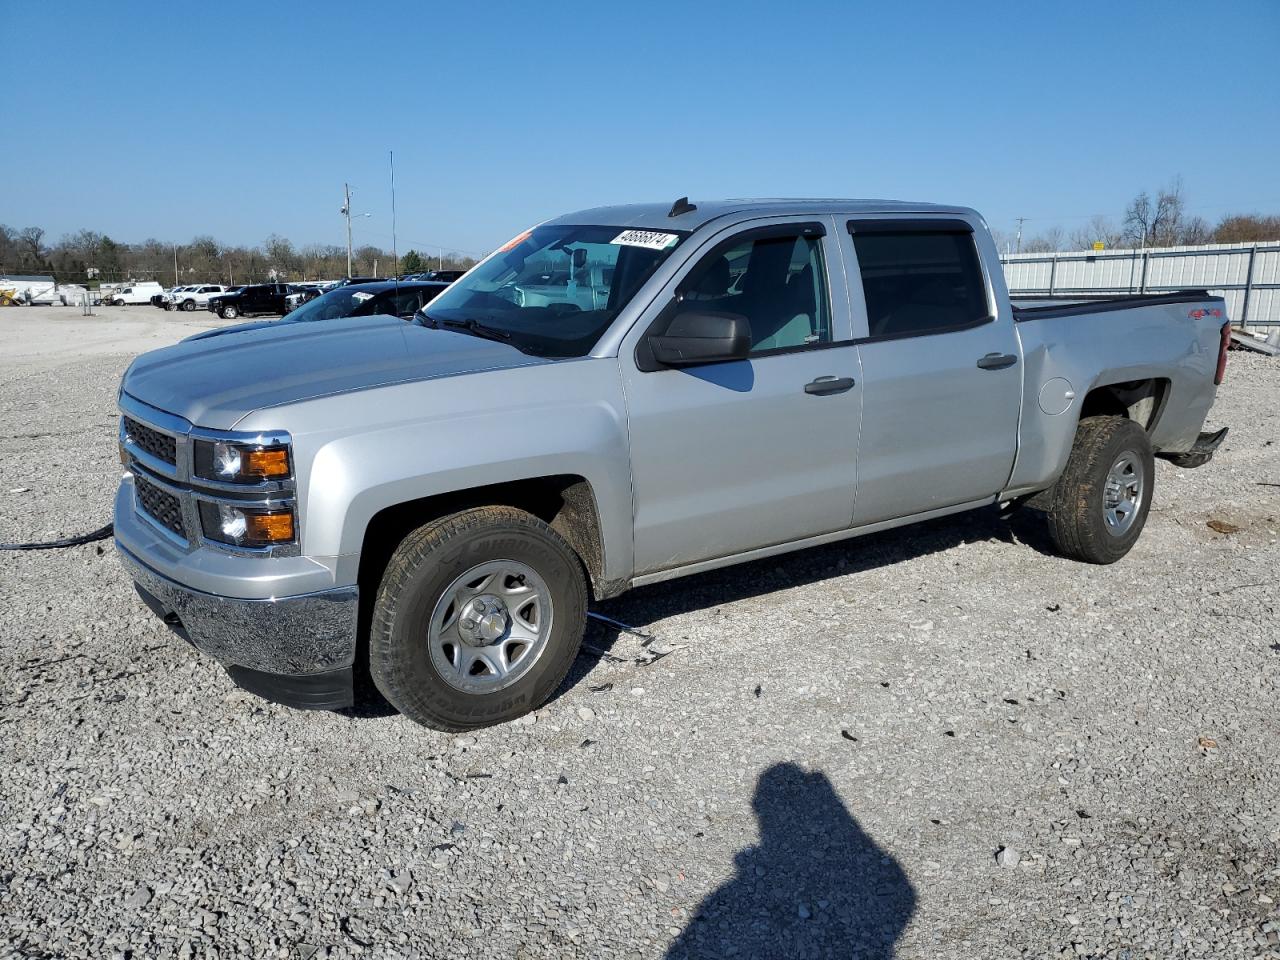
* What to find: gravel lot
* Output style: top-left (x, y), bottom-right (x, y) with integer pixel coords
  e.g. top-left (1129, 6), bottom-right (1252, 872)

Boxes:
top-left (2, 304), bottom-right (1278, 959)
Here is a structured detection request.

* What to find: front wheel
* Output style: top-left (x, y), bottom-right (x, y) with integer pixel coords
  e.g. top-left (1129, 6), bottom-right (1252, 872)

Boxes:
top-left (182, 299), bottom-right (196, 311)
top-left (1045, 416), bottom-right (1154, 564)
top-left (369, 506), bottom-right (587, 731)
top-left (220, 305), bottom-right (238, 319)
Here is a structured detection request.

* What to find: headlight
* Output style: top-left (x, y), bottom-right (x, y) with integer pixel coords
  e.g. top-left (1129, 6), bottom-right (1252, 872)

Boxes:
top-left (199, 501), bottom-right (295, 547)
top-left (193, 439), bottom-right (291, 483)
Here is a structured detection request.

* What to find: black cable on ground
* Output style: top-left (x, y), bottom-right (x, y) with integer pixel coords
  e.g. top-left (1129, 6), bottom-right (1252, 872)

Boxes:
top-left (1, 523), bottom-right (114, 551)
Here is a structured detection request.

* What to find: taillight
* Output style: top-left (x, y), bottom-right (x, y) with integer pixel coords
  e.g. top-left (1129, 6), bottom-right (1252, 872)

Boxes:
top-left (1214, 321), bottom-right (1230, 385)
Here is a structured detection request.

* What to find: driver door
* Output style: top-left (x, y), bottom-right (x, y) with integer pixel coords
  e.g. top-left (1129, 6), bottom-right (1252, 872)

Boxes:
top-left (619, 218), bottom-right (863, 575)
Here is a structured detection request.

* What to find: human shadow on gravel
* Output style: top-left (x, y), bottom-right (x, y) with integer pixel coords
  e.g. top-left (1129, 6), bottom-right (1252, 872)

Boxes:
top-left (666, 762), bottom-right (915, 959)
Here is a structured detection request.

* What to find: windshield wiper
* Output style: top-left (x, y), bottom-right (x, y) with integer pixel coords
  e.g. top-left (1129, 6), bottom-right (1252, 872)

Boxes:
top-left (439, 317), bottom-right (513, 343)
top-left (415, 311), bottom-right (549, 356)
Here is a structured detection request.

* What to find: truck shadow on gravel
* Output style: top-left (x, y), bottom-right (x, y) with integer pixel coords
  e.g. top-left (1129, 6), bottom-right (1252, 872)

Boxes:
top-left (348, 508), bottom-right (1055, 716)
top-left (571, 506), bottom-right (1056, 679)
top-left (666, 761), bottom-right (916, 959)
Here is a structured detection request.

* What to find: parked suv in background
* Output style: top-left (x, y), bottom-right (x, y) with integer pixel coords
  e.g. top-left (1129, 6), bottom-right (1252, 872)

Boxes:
top-left (207, 283), bottom-right (294, 320)
top-left (168, 284), bottom-right (228, 312)
top-left (188, 280), bottom-right (451, 340)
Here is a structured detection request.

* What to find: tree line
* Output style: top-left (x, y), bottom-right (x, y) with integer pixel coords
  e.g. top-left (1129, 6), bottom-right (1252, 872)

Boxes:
top-left (5, 182), bottom-right (1279, 281)
top-left (0, 226), bottom-right (479, 286)
top-left (997, 179), bottom-right (1280, 255)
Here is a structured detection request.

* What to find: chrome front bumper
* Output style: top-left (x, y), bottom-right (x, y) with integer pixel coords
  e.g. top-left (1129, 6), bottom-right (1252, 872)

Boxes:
top-left (117, 544), bottom-right (358, 710)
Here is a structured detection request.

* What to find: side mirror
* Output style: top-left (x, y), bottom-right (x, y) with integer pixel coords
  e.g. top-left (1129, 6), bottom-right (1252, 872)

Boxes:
top-left (648, 310), bottom-right (751, 367)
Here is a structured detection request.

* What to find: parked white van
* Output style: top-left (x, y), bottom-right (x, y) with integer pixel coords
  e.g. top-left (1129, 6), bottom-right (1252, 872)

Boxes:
top-left (107, 282), bottom-right (165, 305)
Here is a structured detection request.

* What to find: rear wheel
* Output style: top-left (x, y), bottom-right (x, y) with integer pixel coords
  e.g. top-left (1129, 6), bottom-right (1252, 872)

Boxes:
top-left (1045, 416), bottom-right (1154, 564)
top-left (369, 506), bottom-right (588, 730)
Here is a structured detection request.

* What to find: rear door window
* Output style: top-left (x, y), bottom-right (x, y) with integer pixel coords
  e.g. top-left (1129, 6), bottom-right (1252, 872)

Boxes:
top-left (849, 223), bottom-right (990, 339)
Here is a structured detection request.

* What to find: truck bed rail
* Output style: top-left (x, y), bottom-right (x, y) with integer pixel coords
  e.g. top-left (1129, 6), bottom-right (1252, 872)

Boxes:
top-left (1011, 289), bottom-right (1219, 322)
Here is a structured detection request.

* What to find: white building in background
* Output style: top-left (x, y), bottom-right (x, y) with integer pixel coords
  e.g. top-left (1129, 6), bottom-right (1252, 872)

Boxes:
top-left (1002, 241), bottom-right (1280, 331)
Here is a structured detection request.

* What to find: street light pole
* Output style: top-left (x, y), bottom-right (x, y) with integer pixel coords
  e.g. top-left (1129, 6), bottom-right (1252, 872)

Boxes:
top-left (343, 183), bottom-right (353, 279)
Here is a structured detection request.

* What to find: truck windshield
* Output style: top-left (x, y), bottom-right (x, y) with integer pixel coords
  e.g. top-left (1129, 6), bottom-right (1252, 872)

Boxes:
top-left (418, 224), bottom-right (688, 357)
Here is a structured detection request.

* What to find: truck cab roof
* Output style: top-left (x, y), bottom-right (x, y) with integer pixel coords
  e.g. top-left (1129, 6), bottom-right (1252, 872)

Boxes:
top-left (545, 198), bottom-right (980, 232)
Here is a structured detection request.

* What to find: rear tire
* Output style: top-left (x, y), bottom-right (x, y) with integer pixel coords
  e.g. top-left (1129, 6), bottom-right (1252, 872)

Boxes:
top-left (369, 506), bottom-right (588, 731)
top-left (1045, 416), bottom-right (1154, 564)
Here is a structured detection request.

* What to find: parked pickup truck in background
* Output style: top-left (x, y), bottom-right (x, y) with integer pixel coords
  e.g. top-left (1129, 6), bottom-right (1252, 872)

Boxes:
top-left (207, 283), bottom-right (294, 319)
top-left (167, 284), bottom-right (229, 311)
top-left (114, 198), bottom-right (1231, 730)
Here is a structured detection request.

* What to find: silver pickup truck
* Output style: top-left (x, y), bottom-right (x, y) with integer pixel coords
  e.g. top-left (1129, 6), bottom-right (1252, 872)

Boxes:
top-left (114, 198), bottom-right (1231, 730)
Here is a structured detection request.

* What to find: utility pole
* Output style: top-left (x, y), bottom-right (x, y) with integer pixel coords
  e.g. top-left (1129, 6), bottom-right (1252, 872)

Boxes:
top-left (342, 183), bottom-right (353, 278)
top-left (173, 244), bottom-right (179, 286)
top-left (1015, 218), bottom-right (1026, 254)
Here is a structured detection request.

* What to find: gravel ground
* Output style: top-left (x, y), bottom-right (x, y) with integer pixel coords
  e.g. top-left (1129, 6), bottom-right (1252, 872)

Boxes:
top-left (2, 306), bottom-right (1278, 959)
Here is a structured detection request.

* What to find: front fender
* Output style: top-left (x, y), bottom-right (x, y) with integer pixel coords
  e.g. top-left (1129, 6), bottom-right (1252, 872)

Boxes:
top-left (280, 361), bottom-right (634, 585)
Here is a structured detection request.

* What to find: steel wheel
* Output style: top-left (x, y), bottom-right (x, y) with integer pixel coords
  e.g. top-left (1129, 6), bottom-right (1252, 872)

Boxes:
top-left (427, 559), bottom-right (553, 694)
top-left (1102, 451), bottom-right (1144, 536)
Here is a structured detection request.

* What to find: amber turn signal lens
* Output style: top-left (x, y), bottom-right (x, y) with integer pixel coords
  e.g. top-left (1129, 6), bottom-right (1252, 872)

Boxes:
top-left (242, 447), bottom-right (290, 478)
top-left (244, 510), bottom-right (294, 543)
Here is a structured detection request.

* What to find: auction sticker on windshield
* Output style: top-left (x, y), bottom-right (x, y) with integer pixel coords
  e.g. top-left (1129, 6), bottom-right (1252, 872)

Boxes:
top-left (611, 230), bottom-right (679, 251)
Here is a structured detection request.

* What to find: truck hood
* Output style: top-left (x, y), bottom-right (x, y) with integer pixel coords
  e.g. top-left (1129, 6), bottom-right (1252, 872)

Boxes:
top-left (122, 314), bottom-right (548, 429)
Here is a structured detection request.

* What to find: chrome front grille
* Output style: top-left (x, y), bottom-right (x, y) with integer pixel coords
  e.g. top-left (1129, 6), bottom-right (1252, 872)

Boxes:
top-left (134, 473), bottom-right (186, 538)
top-left (119, 396), bottom-right (299, 557)
top-left (123, 416), bottom-right (177, 465)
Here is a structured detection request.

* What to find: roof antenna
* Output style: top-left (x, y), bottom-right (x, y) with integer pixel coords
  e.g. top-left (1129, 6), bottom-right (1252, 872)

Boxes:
top-left (667, 196), bottom-right (697, 218)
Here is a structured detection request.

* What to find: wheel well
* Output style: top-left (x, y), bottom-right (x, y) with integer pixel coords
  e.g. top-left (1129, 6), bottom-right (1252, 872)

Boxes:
top-left (356, 475), bottom-right (606, 605)
top-left (1079, 378), bottom-right (1169, 432)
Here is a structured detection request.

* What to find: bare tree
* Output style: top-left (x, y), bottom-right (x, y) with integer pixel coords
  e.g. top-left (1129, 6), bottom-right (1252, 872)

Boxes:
top-left (1212, 214), bottom-right (1280, 243)
top-left (1068, 215), bottom-right (1123, 250)
top-left (16, 226), bottom-right (46, 271)
top-left (1122, 178), bottom-right (1206, 247)
top-left (1022, 226), bottom-right (1065, 253)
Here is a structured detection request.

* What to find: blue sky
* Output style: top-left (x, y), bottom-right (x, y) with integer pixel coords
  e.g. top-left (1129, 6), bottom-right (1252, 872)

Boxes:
top-left (5, 0), bottom-right (1278, 255)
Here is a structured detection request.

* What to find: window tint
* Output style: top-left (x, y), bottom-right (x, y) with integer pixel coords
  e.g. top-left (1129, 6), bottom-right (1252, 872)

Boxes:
top-left (681, 232), bottom-right (830, 353)
top-left (852, 231), bottom-right (989, 338)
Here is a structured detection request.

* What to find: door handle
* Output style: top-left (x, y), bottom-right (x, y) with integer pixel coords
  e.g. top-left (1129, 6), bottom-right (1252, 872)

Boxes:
top-left (804, 376), bottom-right (856, 395)
top-left (976, 353), bottom-right (1018, 370)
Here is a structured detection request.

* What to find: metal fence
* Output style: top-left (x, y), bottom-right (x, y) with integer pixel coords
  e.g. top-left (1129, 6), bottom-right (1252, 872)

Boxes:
top-left (1001, 241), bottom-right (1280, 329)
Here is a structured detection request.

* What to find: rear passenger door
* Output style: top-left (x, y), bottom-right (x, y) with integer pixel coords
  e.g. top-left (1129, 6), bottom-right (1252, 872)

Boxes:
top-left (845, 218), bottom-right (1021, 525)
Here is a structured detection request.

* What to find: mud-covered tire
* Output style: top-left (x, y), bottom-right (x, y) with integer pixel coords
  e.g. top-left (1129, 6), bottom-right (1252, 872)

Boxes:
top-left (369, 506), bottom-right (588, 731)
top-left (1046, 416), bottom-right (1154, 564)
